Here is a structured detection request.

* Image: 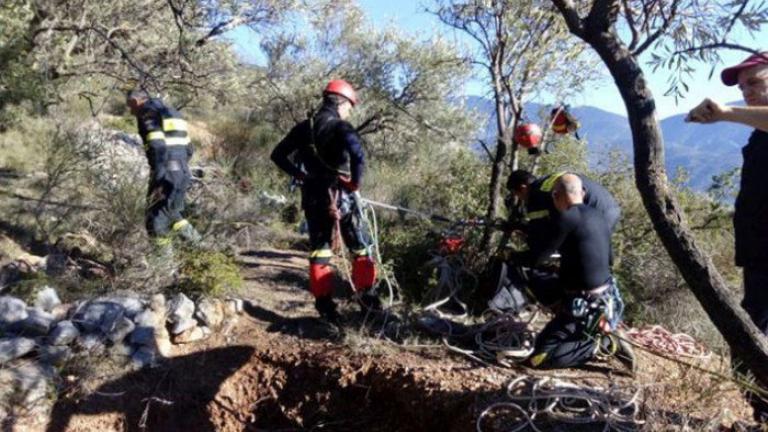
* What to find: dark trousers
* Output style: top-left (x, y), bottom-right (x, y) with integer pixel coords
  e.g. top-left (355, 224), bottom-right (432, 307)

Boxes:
top-left (303, 185), bottom-right (369, 259)
top-left (742, 266), bottom-right (768, 335)
top-left (527, 269), bottom-right (564, 307)
top-left (302, 182), bottom-right (372, 298)
top-left (146, 170), bottom-right (191, 238)
top-left (529, 313), bottom-right (598, 369)
top-left (735, 266), bottom-right (768, 422)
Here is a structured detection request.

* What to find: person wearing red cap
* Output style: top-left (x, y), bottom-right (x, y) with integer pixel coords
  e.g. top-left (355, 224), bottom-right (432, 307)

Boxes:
top-left (270, 79), bottom-right (379, 325)
top-left (687, 52), bottom-right (768, 422)
top-left (687, 53), bottom-right (768, 333)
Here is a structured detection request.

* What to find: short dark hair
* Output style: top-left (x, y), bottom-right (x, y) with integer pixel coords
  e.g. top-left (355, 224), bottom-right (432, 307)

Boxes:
top-left (322, 93), bottom-right (349, 108)
top-left (126, 88), bottom-right (149, 102)
top-left (507, 170), bottom-right (535, 190)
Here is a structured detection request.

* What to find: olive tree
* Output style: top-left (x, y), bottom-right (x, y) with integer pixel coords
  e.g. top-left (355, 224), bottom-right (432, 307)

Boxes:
top-left (549, 0), bottom-right (768, 393)
top-left (431, 0), bottom-right (596, 247)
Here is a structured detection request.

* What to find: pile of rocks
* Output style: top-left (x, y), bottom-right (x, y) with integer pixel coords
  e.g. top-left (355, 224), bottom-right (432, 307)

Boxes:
top-left (0, 289), bottom-right (243, 369)
top-left (0, 287), bottom-right (244, 420)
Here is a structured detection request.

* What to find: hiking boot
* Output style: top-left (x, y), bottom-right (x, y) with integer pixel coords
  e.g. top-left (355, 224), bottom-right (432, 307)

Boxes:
top-left (599, 331), bottom-right (636, 373)
top-left (315, 296), bottom-right (341, 325)
top-left (358, 292), bottom-right (382, 312)
top-left (612, 330), bottom-right (636, 373)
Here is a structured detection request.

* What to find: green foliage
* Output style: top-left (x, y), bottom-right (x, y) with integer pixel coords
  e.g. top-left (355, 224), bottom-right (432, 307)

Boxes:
top-left (178, 249), bottom-right (243, 297)
top-left (207, 113), bottom-right (283, 184)
top-left (102, 115), bottom-right (137, 134)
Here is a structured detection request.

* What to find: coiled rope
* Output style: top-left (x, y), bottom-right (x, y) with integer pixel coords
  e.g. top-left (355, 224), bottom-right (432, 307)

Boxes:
top-left (476, 376), bottom-right (644, 432)
top-left (624, 324), bottom-right (710, 360)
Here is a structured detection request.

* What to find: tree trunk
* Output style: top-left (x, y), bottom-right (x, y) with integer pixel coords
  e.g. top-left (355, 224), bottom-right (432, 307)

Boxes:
top-left (481, 71), bottom-right (510, 248)
top-left (585, 30), bottom-right (768, 387)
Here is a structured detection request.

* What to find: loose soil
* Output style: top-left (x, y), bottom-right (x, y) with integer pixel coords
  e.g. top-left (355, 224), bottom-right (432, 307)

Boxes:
top-left (6, 248), bottom-right (760, 431)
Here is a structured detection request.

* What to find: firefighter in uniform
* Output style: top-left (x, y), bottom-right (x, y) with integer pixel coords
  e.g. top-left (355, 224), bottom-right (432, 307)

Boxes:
top-left (127, 89), bottom-right (200, 252)
top-left (271, 79), bottom-right (379, 324)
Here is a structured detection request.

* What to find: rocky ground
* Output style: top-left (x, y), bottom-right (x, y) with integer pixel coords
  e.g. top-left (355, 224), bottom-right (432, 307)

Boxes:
top-left (1, 245), bottom-right (759, 432)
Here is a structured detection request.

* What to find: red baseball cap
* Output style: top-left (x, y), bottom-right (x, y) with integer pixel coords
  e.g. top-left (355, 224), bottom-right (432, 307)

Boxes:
top-left (721, 52), bottom-right (768, 86)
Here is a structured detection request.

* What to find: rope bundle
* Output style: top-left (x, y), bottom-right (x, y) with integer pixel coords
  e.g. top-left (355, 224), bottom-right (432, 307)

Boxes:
top-left (624, 324), bottom-right (711, 359)
top-left (477, 376), bottom-right (644, 432)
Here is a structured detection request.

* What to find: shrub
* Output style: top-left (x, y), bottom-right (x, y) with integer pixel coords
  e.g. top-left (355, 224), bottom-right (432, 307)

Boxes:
top-left (177, 249), bottom-right (243, 297)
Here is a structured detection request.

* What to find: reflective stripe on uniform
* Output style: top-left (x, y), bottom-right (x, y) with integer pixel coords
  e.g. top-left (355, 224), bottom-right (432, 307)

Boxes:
top-left (310, 249), bottom-right (333, 259)
top-left (352, 248), bottom-right (368, 256)
top-left (172, 219), bottom-right (190, 232)
top-left (527, 210), bottom-right (550, 220)
top-left (165, 137), bottom-right (190, 146)
top-left (530, 352), bottom-right (548, 367)
top-left (162, 118), bottom-right (188, 132)
top-left (154, 237), bottom-right (172, 247)
top-left (540, 171), bottom-right (567, 192)
top-left (147, 131), bottom-right (166, 141)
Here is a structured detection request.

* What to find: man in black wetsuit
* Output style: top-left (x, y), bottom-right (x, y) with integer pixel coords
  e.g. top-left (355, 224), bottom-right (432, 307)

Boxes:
top-left (506, 170), bottom-right (620, 261)
top-left (271, 79), bottom-right (379, 324)
top-left (517, 174), bottom-right (633, 370)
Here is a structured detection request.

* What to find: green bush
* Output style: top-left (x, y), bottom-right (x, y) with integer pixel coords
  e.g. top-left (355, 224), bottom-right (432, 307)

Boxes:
top-left (178, 249), bottom-right (243, 297)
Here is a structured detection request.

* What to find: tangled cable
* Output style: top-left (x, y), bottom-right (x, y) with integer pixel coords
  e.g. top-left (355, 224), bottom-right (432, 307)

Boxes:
top-left (418, 309), bottom-right (539, 366)
top-left (624, 324), bottom-right (711, 360)
top-left (477, 376), bottom-right (644, 432)
top-left (421, 253), bottom-right (476, 319)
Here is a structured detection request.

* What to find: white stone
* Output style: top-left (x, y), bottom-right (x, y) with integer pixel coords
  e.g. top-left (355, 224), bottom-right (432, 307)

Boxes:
top-left (0, 296), bottom-right (28, 325)
top-left (11, 308), bottom-right (56, 337)
top-left (168, 293), bottom-right (195, 324)
top-left (195, 297), bottom-right (225, 328)
top-left (0, 337), bottom-right (36, 363)
top-left (34, 286), bottom-right (61, 312)
top-left (107, 316), bottom-right (135, 343)
top-left (49, 321), bottom-right (80, 346)
top-left (173, 326), bottom-right (211, 344)
top-left (171, 317), bottom-right (198, 335)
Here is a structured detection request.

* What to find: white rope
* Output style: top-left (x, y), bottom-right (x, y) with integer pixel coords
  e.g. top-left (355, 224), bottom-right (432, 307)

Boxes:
top-left (421, 253), bottom-right (476, 319)
top-left (476, 376), bottom-right (644, 432)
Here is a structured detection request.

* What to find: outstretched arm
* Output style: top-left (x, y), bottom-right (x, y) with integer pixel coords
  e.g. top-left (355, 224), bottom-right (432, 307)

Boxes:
top-left (686, 98), bottom-right (768, 132)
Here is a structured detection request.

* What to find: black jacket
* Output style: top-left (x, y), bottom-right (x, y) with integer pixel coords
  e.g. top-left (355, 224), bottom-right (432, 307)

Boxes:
top-left (136, 98), bottom-right (193, 183)
top-left (525, 173), bottom-right (620, 260)
top-left (735, 129), bottom-right (768, 267)
top-left (270, 105), bottom-right (365, 186)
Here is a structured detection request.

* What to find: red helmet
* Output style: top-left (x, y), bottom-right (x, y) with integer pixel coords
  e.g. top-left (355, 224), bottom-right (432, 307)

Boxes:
top-left (514, 123), bottom-right (543, 148)
top-left (323, 79), bottom-right (358, 106)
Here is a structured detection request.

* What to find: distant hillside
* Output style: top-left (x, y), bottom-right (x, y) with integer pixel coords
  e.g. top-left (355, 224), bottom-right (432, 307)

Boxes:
top-left (465, 97), bottom-right (750, 191)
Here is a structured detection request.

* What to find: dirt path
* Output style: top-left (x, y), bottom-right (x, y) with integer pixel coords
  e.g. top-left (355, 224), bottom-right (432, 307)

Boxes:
top-left (33, 248), bottom-right (755, 431)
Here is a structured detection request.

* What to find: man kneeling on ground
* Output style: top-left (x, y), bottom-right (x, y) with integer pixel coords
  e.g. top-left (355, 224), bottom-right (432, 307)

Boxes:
top-left (512, 174), bottom-right (634, 370)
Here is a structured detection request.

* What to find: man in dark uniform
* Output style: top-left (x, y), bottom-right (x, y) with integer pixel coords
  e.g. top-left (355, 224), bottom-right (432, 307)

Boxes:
top-left (271, 79), bottom-right (378, 323)
top-left (687, 52), bottom-right (768, 335)
top-left (517, 174), bottom-right (633, 370)
top-left (127, 89), bottom-right (200, 252)
top-left (686, 52), bottom-right (768, 421)
top-left (501, 170), bottom-right (620, 308)
top-left (507, 170), bottom-right (621, 259)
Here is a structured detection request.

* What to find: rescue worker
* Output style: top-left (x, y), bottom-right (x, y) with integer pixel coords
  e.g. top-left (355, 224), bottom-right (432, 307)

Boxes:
top-left (519, 174), bottom-right (634, 370)
top-left (686, 52), bottom-right (768, 335)
top-left (686, 51), bottom-right (768, 422)
top-left (270, 79), bottom-right (379, 324)
top-left (127, 89), bottom-right (200, 252)
top-left (504, 170), bottom-right (620, 307)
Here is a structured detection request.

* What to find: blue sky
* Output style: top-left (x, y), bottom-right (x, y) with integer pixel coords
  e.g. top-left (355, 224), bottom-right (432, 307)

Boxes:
top-left (230, 0), bottom-right (766, 119)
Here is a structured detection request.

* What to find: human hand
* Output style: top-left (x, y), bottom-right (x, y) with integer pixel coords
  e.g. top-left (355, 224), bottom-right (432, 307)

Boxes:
top-left (337, 175), bottom-right (359, 192)
top-left (685, 98), bottom-right (730, 124)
